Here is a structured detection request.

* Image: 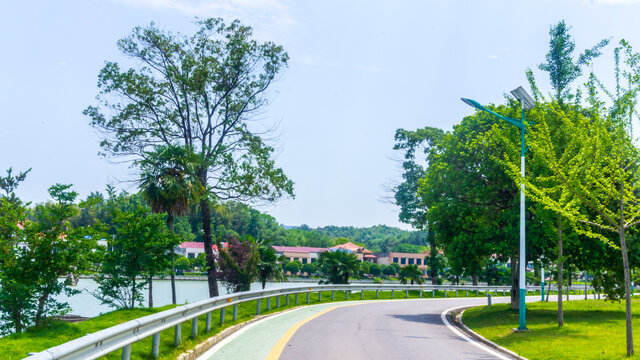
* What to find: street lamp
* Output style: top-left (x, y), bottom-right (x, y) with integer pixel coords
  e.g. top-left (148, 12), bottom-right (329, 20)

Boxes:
top-left (461, 86), bottom-right (534, 331)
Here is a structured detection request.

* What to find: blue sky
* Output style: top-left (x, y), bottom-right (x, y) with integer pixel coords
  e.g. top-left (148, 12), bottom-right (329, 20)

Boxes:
top-left (2, 0), bottom-right (640, 229)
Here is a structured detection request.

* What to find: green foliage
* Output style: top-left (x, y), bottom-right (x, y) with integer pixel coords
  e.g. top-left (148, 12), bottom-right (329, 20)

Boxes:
top-left (301, 262), bottom-right (316, 275)
top-left (0, 181), bottom-right (99, 334)
top-left (175, 257), bottom-right (191, 272)
top-left (399, 264), bottom-right (424, 285)
top-left (284, 261), bottom-right (300, 275)
top-left (93, 195), bottom-right (178, 309)
top-left (257, 246), bottom-right (285, 288)
top-left (369, 263), bottom-right (382, 276)
top-left (316, 250), bottom-right (361, 284)
top-left (382, 265), bottom-right (397, 277)
top-left (216, 235), bottom-right (260, 293)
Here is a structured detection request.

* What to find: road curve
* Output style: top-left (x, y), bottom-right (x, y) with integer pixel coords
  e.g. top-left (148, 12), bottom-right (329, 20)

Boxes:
top-left (278, 298), bottom-right (503, 360)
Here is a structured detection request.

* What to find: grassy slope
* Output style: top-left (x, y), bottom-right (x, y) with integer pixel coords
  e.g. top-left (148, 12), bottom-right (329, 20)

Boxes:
top-left (463, 298), bottom-right (640, 359)
top-left (2, 289), bottom-right (490, 360)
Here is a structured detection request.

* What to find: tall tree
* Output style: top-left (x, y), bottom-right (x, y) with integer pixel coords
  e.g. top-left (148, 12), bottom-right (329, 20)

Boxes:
top-left (85, 19), bottom-right (294, 297)
top-left (139, 144), bottom-right (204, 305)
top-left (516, 102), bottom-right (640, 356)
top-left (538, 20), bottom-right (609, 104)
top-left (392, 127), bottom-right (444, 284)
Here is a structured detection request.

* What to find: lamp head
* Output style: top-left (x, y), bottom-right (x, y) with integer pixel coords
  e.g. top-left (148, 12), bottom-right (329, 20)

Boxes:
top-left (511, 86), bottom-right (535, 110)
top-left (460, 97), bottom-right (484, 110)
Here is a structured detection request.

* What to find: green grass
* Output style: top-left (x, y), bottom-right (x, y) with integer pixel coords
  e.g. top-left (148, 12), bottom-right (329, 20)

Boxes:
top-left (463, 298), bottom-right (640, 359)
top-left (1, 287), bottom-right (499, 360)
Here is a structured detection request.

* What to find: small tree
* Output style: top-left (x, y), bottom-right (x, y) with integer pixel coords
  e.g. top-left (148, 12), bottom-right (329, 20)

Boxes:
top-left (301, 262), bottom-right (316, 276)
top-left (257, 246), bottom-right (285, 289)
top-left (216, 235), bottom-right (260, 293)
top-left (285, 261), bottom-right (300, 276)
top-left (316, 250), bottom-right (361, 284)
top-left (93, 199), bottom-right (176, 309)
top-left (399, 264), bottom-right (424, 285)
top-left (369, 263), bottom-right (382, 277)
top-left (382, 265), bottom-right (397, 277)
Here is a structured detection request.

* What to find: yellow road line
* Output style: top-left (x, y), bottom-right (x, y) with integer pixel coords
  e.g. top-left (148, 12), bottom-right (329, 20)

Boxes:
top-left (265, 302), bottom-right (361, 360)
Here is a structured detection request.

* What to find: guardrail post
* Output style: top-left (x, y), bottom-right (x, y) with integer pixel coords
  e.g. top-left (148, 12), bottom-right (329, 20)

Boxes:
top-left (444, 290), bottom-right (447, 298)
top-left (277, 296), bottom-right (281, 308)
top-left (206, 312), bottom-right (212, 332)
top-left (331, 291), bottom-right (335, 300)
top-left (286, 294), bottom-right (290, 306)
top-left (502, 290), bottom-right (505, 296)
top-left (376, 290), bottom-right (379, 299)
top-left (152, 332), bottom-right (160, 359)
top-left (267, 297), bottom-right (271, 311)
top-left (361, 290), bottom-right (364, 300)
top-left (455, 290), bottom-right (458, 297)
top-left (419, 290), bottom-right (423, 298)
top-left (307, 292), bottom-right (310, 304)
top-left (346, 291), bottom-right (349, 300)
top-left (233, 304), bottom-right (238, 321)
top-left (295, 293), bottom-right (299, 305)
top-left (391, 290), bottom-right (394, 299)
top-left (257, 299), bottom-right (261, 315)
top-left (476, 290), bottom-right (478, 296)
top-left (174, 324), bottom-right (181, 347)
top-left (466, 290), bottom-right (469, 297)
top-left (318, 291), bottom-right (322, 302)
top-left (121, 344), bottom-right (131, 360)
top-left (487, 293), bottom-right (492, 306)
top-left (432, 290), bottom-right (435, 297)
top-left (406, 290), bottom-right (409, 298)
top-left (192, 317), bottom-right (198, 339)
top-left (220, 308), bottom-right (226, 325)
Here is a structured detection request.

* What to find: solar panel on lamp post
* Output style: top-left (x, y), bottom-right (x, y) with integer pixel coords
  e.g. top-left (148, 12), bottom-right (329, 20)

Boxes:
top-left (461, 86), bottom-right (535, 331)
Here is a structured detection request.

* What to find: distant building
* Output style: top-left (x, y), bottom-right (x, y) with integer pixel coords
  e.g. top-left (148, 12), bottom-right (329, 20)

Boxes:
top-left (272, 246), bottom-right (328, 264)
top-left (330, 242), bottom-right (377, 262)
top-left (178, 242), bottom-right (227, 259)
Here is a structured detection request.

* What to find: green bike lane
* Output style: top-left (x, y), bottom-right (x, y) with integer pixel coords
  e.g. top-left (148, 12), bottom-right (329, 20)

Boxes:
top-left (198, 301), bottom-right (368, 360)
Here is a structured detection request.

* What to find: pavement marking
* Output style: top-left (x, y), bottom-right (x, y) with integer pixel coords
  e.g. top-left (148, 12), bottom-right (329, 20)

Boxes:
top-left (441, 305), bottom-right (510, 360)
top-left (265, 302), bottom-right (363, 360)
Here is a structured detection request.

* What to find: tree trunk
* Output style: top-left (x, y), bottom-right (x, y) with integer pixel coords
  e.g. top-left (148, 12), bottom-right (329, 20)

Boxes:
top-left (510, 247), bottom-right (519, 310)
top-left (620, 228), bottom-right (634, 356)
top-left (557, 216), bottom-right (564, 327)
top-left (429, 227), bottom-right (437, 285)
top-left (131, 281), bottom-right (136, 309)
top-left (546, 274), bottom-right (552, 302)
top-left (148, 274), bottom-right (153, 308)
top-left (167, 215), bottom-right (177, 305)
top-left (472, 273), bottom-right (478, 286)
top-left (201, 192), bottom-right (219, 297)
top-left (35, 292), bottom-right (49, 324)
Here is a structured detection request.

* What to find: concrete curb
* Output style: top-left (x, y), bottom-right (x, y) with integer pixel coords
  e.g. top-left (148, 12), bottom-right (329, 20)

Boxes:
top-left (449, 306), bottom-right (528, 360)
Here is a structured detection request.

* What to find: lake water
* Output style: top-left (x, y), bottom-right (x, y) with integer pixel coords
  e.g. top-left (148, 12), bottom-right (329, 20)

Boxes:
top-left (55, 279), bottom-right (317, 317)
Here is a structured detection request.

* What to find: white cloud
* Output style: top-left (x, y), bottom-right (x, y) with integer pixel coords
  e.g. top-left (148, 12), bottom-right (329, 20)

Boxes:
top-left (488, 54), bottom-right (498, 59)
top-left (355, 64), bottom-right (383, 72)
top-left (113, 0), bottom-right (297, 41)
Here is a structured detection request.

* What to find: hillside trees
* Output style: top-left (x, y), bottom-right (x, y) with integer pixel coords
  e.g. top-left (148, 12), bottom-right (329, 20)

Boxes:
top-left (85, 18), bottom-right (294, 297)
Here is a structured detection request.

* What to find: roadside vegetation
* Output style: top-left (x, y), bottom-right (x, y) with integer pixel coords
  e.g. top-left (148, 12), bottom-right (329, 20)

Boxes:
top-left (463, 298), bottom-right (640, 359)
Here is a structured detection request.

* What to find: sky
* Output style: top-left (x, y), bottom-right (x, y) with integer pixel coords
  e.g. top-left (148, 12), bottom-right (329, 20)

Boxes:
top-left (2, 0), bottom-right (640, 230)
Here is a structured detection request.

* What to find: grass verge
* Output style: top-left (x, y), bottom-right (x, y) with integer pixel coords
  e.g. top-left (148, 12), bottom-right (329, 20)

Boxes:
top-left (463, 297), bottom-right (640, 359)
top-left (3, 287), bottom-right (500, 360)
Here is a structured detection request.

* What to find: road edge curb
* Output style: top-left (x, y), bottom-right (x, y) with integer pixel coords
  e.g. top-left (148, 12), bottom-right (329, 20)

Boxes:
top-left (449, 306), bottom-right (529, 360)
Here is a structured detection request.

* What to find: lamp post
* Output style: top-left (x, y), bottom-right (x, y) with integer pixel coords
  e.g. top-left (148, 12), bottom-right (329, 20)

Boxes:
top-left (541, 255), bottom-right (545, 301)
top-left (461, 86), bottom-right (534, 330)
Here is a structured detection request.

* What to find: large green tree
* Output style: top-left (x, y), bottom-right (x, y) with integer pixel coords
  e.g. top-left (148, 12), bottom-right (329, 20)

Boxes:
top-left (392, 127), bottom-right (444, 284)
top-left (316, 250), bottom-right (361, 284)
top-left (85, 18), bottom-right (294, 297)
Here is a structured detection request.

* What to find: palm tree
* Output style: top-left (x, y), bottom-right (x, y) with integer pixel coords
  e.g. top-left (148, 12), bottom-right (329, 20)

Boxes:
top-left (257, 246), bottom-right (286, 289)
top-left (399, 264), bottom-right (424, 285)
top-left (316, 250), bottom-right (361, 284)
top-left (139, 145), bottom-right (204, 305)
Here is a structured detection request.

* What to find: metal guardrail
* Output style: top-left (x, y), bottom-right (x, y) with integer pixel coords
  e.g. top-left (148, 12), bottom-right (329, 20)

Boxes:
top-left (25, 283), bottom-right (591, 360)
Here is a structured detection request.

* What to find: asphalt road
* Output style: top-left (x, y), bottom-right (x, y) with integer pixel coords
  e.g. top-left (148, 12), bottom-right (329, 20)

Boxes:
top-left (278, 298), bottom-right (503, 360)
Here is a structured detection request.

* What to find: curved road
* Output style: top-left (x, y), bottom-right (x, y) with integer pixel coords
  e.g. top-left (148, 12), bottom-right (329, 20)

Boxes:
top-left (278, 299), bottom-right (503, 360)
top-left (199, 296), bottom-right (520, 360)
